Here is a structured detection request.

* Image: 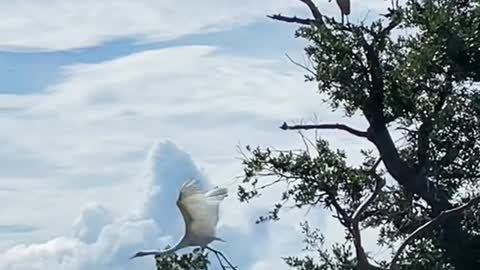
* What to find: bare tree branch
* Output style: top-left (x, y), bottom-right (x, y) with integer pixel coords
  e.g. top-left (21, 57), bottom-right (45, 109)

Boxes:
top-left (378, 8), bottom-right (403, 38)
top-left (323, 159), bottom-right (387, 270)
top-left (298, 0), bottom-right (323, 22)
top-left (328, 194), bottom-right (353, 229)
top-left (280, 122), bottom-right (369, 138)
top-left (352, 165), bottom-right (384, 224)
top-left (267, 14), bottom-right (316, 25)
top-left (390, 194), bottom-right (480, 269)
top-left (267, 0), bottom-right (325, 26)
top-left (285, 53), bottom-right (317, 78)
top-left (350, 160), bottom-right (386, 269)
top-left (297, 131), bottom-right (312, 155)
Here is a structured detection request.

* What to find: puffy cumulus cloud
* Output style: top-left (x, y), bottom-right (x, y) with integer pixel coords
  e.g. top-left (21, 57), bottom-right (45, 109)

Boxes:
top-left (140, 141), bottom-right (207, 233)
top-left (0, 237), bottom-right (84, 270)
top-left (72, 203), bottom-right (114, 244)
top-left (0, 219), bottom-right (163, 270)
top-left (0, 0), bottom-right (301, 51)
top-left (0, 141), bottom-right (205, 270)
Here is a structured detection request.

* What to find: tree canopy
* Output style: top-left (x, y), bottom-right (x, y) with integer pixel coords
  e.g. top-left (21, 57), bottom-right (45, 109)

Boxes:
top-left (156, 1), bottom-right (480, 270)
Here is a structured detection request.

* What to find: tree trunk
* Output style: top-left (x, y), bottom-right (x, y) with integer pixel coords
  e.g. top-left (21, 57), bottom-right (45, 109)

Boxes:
top-left (367, 124), bottom-right (479, 270)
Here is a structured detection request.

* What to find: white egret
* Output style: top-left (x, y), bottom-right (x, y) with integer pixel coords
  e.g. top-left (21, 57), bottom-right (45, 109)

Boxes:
top-left (130, 179), bottom-right (229, 260)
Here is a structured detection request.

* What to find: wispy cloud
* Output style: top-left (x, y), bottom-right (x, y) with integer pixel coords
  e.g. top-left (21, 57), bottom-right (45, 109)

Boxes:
top-left (0, 224), bottom-right (38, 234)
top-left (0, 0), bottom-right (302, 51)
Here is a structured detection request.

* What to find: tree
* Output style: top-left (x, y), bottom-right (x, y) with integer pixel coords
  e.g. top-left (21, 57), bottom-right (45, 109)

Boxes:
top-left (238, 0), bottom-right (480, 270)
top-left (154, 248), bottom-right (210, 270)
top-left (154, 1), bottom-right (479, 270)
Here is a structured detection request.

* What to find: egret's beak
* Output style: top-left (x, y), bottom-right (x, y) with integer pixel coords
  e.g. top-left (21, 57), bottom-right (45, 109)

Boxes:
top-left (129, 252), bottom-right (141, 260)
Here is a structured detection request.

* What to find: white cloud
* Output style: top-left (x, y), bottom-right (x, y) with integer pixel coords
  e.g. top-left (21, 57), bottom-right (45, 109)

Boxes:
top-left (72, 203), bottom-right (114, 244)
top-left (0, 219), bottom-right (164, 270)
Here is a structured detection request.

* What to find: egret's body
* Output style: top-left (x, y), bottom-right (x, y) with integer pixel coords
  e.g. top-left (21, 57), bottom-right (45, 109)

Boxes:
top-left (130, 180), bottom-right (228, 259)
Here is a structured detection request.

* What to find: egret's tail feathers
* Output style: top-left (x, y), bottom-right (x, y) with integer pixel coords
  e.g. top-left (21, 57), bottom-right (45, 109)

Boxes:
top-left (206, 187), bottom-right (228, 201)
top-left (182, 179), bottom-right (197, 189)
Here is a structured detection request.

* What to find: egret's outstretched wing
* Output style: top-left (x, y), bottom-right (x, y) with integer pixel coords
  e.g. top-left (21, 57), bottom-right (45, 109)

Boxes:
top-left (176, 180), bottom-right (228, 240)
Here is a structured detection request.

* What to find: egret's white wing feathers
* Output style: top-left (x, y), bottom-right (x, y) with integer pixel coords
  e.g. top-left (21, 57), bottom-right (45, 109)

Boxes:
top-left (176, 179), bottom-right (228, 245)
top-left (177, 180), bottom-right (203, 226)
top-left (205, 187), bottom-right (229, 201)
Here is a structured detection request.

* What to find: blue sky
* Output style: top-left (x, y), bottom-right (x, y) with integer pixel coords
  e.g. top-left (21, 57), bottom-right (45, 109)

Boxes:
top-left (0, 1), bottom-right (391, 270)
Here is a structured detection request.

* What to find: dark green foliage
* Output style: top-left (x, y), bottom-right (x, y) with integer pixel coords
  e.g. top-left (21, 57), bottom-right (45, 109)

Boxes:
top-left (155, 248), bottom-right (210, 270)
top-left (239, 141), bottom-right (379, 225)
top-left (405, 0), bottom-right (480, 81)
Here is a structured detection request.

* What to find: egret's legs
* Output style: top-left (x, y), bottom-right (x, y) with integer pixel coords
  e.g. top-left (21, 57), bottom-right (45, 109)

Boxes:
top-left (211, 249), bottom-right (227, 269)
top-left (206, 247), bottom-right (237, 270)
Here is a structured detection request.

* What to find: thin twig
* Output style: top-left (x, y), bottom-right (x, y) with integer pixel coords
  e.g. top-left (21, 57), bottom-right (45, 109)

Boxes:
top-left (297, 131), bottom-right (311, 155)
top-left (328, 194), bottom-right (353, 230)
top-left (285, 53), bottom-right (317, 77)
top-left (389, 194), bottom-right (480, 269)
top-left (304, 192), bottom-right (327, 216)
top-left (280, 122), bottom-right (369, 138)
top-left (352, 175), bottom-right (384, 223)
top-left (378, 9), bottom-right (402, 38)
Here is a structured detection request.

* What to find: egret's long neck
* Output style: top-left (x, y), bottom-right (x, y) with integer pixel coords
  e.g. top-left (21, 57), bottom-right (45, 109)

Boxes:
top-left (171, 234), bottom-right (189, 252)
top-left (131, 237), bottom-right (188, 259)
top-left (132, 250), bottom-right (163, 258)
top-left (160, 235), bottom-right (189, 254)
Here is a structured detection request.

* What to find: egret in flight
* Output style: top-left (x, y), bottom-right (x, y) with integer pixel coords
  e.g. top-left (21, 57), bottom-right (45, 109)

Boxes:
top-left (130, 179), bottom-right (231, 265)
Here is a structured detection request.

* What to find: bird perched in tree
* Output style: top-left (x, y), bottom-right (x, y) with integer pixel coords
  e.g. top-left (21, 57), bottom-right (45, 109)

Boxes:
top-left (335, 0), bottom-right (351, 24)
top-left (130, 179), bottom-right (228, 259)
